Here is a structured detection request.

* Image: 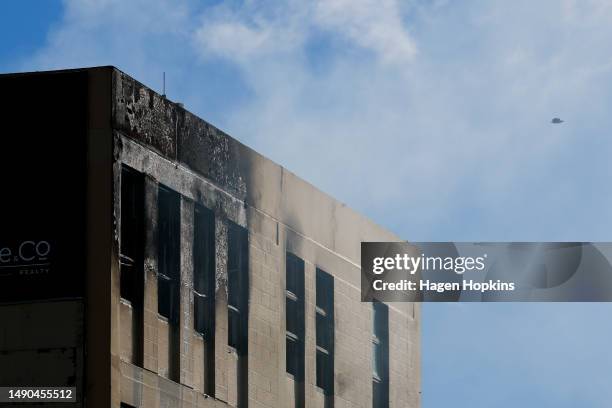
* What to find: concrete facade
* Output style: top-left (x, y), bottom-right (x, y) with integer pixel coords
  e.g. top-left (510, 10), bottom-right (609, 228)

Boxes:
top-left (0, 67), bottom-right (420, 408)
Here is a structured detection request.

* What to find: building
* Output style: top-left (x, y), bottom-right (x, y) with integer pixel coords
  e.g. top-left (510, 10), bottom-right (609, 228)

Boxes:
top-left (0, 67), bottom-right (420, 408)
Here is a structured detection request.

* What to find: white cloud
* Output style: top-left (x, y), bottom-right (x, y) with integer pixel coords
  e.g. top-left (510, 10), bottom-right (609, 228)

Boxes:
top-left (193, 0), bottom-right (417, 64)
top-left (313, 0), bottom-right (417, 63)
top-left (193, 2), bottom-right (306, 63)
top-left (195, 21), bottom-right (286, 60)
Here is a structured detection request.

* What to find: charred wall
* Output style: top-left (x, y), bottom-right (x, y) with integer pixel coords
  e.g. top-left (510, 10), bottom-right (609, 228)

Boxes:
top-left (113, 71), bottom-right (248, 201)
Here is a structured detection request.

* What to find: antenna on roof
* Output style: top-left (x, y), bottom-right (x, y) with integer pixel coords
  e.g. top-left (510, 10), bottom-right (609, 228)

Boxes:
top-left (162, 72), bottom-right (166, 98)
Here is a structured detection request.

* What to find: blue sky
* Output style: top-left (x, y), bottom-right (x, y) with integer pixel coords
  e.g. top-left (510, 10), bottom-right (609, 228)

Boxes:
top-left (3, 0), bottom-right (612, 406)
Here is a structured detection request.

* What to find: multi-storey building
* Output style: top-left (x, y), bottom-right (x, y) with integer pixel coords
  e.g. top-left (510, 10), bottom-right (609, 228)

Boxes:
top-left (0, 67), bottom-right (420, 408)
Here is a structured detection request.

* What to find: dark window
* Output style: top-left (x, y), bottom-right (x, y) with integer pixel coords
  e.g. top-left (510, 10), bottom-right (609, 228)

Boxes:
top-left (285, 253), bottom-right (305, 379)
top-left (227, 221), bottom-right (249, 408)
top-left (227, 221), bottom-right (249, 352)
top-left (194, 204), bottom-right (215, 336)
top-left (194, 204), bottom-right (216, 396)
top-left (372, 301), bottom-right (389, 408)
top-left (119, 166), bottom-right (146, 367)
top-left (158, 185), bottom-right (181, 323)
top-left (120, 166), bottom-right (145, 303)
top-left (316, 269), bottom-right (334, 395)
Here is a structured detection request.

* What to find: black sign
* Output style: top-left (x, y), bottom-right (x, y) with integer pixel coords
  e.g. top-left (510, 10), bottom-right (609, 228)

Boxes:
top-left (0, 71), bottom-right (87, 302)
